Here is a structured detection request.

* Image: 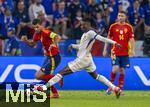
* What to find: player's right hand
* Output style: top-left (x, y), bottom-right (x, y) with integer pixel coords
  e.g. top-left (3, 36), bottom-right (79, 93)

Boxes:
top-left (21, 36), bottom-right (28, 42)
top-left (68, 44), bottom-right (73, 52)
top-left (103, 50), bottom-right (108, 56)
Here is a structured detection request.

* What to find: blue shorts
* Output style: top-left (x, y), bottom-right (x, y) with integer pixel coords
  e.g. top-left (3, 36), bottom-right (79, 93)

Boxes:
top-left (111, 56), bottom-right (130, 68)
top-left (41, 54), bottom-right (61, 74)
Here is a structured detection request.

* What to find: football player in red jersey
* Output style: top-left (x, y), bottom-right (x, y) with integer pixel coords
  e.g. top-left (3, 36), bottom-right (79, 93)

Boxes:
top-left (103, 11), bottom-right (135, 95)
top-left (21, 19), bottom-right (62, 98)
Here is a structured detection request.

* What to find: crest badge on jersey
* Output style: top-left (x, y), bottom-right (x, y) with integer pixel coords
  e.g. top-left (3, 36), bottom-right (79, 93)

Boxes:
top-left (120, 30), bottom-right (123, 34)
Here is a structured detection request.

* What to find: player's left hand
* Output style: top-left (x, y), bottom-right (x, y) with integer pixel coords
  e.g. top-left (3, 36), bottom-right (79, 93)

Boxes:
top-left (130, 51), bottom-right (135, 57)
top-left (49, 44), bottom-right (56, 50)
top-left (115, 43), bottom-right (122, 48)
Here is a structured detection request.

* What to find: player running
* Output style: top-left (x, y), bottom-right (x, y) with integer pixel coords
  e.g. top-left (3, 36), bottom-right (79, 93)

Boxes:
top-left (103, 11), bottom-right (135, 95)
top-left (36, 18), bottom-right (122, 98)
top-left (21, 19), bottom-right (62, 98)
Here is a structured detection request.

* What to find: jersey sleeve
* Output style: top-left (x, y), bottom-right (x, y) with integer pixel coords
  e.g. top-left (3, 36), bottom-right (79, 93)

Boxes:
top-left (87, 30), bottom-right (116, 44)
top-left (96, 35), bottom-right (116, 44)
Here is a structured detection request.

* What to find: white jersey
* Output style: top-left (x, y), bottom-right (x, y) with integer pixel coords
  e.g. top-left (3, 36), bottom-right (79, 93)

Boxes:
top-left (77, 30), bottom-right (97, 58)
top-left (69, 30), bottom-right (116, 73)
top-left (75, 30), bottom-right (116, 58)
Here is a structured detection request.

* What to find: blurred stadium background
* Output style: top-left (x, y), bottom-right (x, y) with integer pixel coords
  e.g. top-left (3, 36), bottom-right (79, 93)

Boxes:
top-left (0, 0), bottom-right (150, 107)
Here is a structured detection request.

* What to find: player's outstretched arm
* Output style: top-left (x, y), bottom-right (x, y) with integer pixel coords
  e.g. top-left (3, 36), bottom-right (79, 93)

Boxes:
top-left (96, 35), bottom-right (118, 45)
top-left (96, 35), bottom-right (121, 49)
top-left (21, 36), bottom-right (36, 47)
top-left (96, 35), bottom-right (121, 48)
top-left (68, 44), bottom-right (79, 52)
top-left (70, 44), bottom-right (79, 49)
top-left (96, 35), bottom-right (116, 44)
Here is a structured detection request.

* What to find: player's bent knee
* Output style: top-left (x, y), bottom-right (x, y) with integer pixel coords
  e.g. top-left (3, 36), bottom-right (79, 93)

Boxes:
top-left (35, 70), bottom-right (44, 80)
top-left (120, 68), bottom-right (125, 74)
top-left (112, 66), bottom-right (119, 73)
top-left (35, 73), bottom-right (41, 80)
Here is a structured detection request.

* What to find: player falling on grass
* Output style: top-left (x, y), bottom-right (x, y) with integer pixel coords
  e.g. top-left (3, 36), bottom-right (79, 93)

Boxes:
top-left (21, 19), bottom-right (62, 98)
top-left (36, 18), bottom-right (122, 98)
top-left (103, 11), bottom-right (135, 95)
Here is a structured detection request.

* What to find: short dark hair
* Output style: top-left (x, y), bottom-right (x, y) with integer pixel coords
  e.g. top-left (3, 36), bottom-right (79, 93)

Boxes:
top-left (83, 18), bottom-right (96, 26)
top-left (82, 18), bottom-right (91, 23)
top-left (82, 18), bottom-right (97, 28)
top-left (32, 18), bottom-right (42, 25)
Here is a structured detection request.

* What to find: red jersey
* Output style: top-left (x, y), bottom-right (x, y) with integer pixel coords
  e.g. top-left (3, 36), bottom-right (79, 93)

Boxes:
top-left (33, 29), bottom-right (59, 56)
top-left (108, 22), bottom-right (134, 56)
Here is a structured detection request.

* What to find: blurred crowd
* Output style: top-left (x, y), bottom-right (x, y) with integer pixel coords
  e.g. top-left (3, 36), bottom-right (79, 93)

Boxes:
top-left (0, 0), bottom-right (150, 56)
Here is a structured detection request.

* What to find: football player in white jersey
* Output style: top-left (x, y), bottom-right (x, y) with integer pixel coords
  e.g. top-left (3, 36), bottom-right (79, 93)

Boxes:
top-left (36, 18), bottom-right (122, 98)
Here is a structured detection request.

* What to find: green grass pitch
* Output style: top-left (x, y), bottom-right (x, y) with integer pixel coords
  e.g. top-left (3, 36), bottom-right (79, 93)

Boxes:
top-left (50, 90), bottom-right (150, 107)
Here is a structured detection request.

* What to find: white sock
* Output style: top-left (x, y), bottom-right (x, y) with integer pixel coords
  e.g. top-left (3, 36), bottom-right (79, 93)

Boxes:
top-left (96, 74), bottom-right (116, 90)
top-left (46, 74), bottom-right (62, 88)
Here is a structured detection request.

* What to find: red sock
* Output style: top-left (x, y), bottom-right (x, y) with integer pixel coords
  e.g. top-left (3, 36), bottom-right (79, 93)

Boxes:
top-left (110, 72), bottom-right (116, 84)
top-left (51, 86), bottom-right (58, 94)
top-left (118, 74), bottom-right (124, 90)
top-left (43, 74), bottom-right (54, 82)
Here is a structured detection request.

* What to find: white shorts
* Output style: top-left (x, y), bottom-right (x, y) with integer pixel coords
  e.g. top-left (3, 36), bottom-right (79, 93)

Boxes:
top-left (68, 56), bottom-right (96, 73)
